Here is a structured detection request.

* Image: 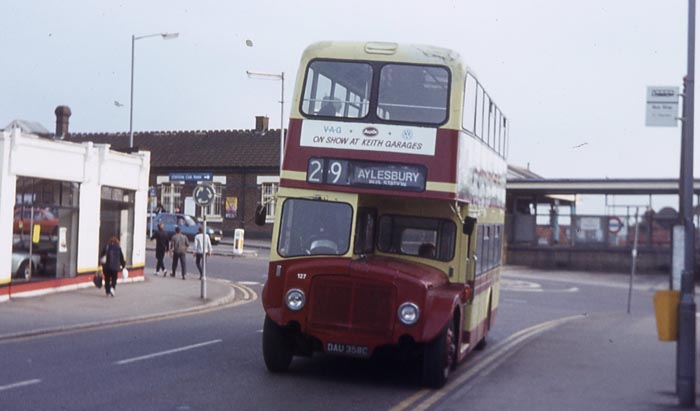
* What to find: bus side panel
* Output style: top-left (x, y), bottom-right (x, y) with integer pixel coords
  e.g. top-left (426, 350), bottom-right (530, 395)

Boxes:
top-left (462, 269), bottom-right (498, 347)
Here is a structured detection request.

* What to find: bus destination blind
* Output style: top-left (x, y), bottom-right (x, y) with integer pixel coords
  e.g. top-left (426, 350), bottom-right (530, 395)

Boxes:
top-left (307, 157), bottom-right (426, 191)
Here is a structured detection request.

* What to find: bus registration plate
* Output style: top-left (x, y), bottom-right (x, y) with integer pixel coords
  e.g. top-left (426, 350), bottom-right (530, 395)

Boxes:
top-left (326, 342), bottom-right (370, 358)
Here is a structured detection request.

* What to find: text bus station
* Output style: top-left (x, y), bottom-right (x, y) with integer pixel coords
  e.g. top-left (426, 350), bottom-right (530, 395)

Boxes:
top-left (259, 41), bottom-right (509, 387)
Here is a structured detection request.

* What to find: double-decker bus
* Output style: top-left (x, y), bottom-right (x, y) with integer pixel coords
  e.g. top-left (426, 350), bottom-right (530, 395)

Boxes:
top-left (259, 41), bottom-right (508, 387)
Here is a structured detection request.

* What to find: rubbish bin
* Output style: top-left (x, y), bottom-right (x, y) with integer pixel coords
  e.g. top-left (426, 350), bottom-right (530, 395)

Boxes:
top-left (653, 290), bottom-right (680, 341)
top-left (233, 229), bottom-right (245, 256)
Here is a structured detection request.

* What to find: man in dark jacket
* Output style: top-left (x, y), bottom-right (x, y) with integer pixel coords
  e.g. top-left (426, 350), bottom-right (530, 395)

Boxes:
top-left (169, 226), bottom-right (189, 279)
top-left (151, 223), bottom-right (170, 276)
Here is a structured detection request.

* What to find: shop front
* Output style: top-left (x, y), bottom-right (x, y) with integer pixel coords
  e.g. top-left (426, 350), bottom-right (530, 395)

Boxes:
top-left (0, 129), bottom-right (149, 301)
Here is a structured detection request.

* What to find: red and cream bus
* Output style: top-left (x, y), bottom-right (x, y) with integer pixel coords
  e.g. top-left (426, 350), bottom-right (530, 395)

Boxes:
top-left (259, 41), bottom-right (508, 387)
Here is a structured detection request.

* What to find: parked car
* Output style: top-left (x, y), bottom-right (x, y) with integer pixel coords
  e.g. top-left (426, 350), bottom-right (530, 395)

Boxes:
top-left (148, 212), bottom-right (223, 245)
top-left (11, 239), bottom-right (43, 279)
top-left (13, 207), bottom-right (59, 238)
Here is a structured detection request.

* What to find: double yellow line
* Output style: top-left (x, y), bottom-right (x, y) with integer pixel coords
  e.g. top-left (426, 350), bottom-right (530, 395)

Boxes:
top-left (388, 314), bottom-right (586, 411)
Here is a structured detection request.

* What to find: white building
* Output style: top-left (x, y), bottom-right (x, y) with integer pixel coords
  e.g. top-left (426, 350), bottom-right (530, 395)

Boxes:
top-left (0, 127), bottom-right (150, 301)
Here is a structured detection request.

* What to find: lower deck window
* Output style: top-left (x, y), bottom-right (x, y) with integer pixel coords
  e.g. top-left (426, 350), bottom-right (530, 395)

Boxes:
top-left (377, 215), bottom-right (456, 261)
top-left (277, 198), bottom-right (352, 257)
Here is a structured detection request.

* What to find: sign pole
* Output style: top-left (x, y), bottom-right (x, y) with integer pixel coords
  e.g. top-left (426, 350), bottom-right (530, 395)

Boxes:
top-left (200, 207), bottom-right (207, 300)
top-left (192, 182), bottom-right (215, 300)
top-left (677, 1), bottom-right (696, 406)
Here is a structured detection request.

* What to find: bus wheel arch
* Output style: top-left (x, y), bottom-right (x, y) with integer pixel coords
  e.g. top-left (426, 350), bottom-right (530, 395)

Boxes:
top-left (422, 312), bottom-right (457, 388)
top-left (262, 315), bottom-right (294, 372)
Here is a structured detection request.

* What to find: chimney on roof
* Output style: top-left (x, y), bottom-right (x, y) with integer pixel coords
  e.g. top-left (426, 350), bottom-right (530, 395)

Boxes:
top-left (54, 105), bottom-right (72, 139)
top-left (255, 116), bottom-right (269, 132)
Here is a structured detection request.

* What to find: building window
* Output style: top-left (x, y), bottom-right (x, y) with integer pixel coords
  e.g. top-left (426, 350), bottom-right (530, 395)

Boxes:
top-left (13, 177), bottom-right (80, 281)
top-left (257, 176), bottom-right (279, 223)
top-left (203, 182), bottom-right (222, 219)
top-left (161, 183), bottom-right (183, 213)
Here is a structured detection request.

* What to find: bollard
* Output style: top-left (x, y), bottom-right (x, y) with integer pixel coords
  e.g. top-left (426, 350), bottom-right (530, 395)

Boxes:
top-left (233, 228), bottom-right (245, 256)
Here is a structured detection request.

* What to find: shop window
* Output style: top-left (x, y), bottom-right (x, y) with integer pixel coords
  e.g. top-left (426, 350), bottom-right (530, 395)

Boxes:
top-left (100, 186), bottom-right (135, 267)
top-left (13, 177), bottom-right (79, 281)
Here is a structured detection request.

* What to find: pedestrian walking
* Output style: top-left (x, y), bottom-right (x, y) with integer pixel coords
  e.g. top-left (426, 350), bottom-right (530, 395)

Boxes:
top-left (151, 222), bottom-right (170, 276)
top-left (100, 236), bottom-right (125, 297)
top-left (193, 226), bottom-right (212, 279)
top-left (169, 226), bottom-right (189, 279)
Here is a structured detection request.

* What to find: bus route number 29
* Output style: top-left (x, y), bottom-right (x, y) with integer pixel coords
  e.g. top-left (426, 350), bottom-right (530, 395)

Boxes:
top-left (307, 158), bottom-right (349, 185)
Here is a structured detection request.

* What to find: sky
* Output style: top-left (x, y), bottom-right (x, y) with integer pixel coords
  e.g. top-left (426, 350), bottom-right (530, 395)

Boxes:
top-left (0, 0), bottom-right (693, 180)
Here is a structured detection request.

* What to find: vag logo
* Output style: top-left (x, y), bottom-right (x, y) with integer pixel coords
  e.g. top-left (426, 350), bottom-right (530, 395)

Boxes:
top-left (362, 127), bottom-right (379, 137)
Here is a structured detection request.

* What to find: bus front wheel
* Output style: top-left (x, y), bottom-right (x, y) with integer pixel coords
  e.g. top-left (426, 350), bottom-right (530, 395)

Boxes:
top-left (262, 315), bottom-right (293, 372)
top-left (422, 317), bottom-right (456, 388)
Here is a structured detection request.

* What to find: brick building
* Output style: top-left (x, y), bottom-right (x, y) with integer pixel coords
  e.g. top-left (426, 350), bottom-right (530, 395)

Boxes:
top-left (65, 114), bottom-right (280, 238)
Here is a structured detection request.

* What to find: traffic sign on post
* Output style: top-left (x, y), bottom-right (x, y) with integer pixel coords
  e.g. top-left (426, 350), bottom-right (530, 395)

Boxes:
top-left (193, 183), bottom-right (215, 300)
top-left (193, 184), bottom-right (215, 207)
top-left (645, 86), bottom-right (680, 127)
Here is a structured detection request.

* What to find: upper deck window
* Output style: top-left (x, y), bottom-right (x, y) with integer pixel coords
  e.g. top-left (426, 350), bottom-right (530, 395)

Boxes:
top-left (377, 64), bottom-right (449, 125)
top-left (301, 60), bottom-right (372, 119)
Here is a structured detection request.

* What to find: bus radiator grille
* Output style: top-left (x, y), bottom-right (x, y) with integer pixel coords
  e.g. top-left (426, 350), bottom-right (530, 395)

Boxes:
top-left (309, 276), bottom-right (395, 338)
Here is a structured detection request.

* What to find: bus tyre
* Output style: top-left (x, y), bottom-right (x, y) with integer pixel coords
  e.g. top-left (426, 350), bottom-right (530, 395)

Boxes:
top-left (422, 317), bottom-right (456, 388)
top-left (262, 315), bottom-right (293, 372)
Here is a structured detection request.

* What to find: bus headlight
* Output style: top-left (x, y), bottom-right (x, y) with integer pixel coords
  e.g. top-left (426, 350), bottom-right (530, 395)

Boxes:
top-left (398, 302), bottom-right (420, 325)
top-left (285, 289), bottom-right (306, 311)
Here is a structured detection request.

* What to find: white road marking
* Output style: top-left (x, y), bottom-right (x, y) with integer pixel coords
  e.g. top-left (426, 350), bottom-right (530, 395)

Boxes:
top-left (389, 314), bottom-right (585, 411)
top-left (502, 298), bottom-right (529, 304)
top-left (115, 339), bottom-right (222, 365)
top-left (0, 379), bottom-right (41, 391)
top-left (238, 281), bottom-right (261, 286)
top-left (502, 279), bottom-right (578, 293)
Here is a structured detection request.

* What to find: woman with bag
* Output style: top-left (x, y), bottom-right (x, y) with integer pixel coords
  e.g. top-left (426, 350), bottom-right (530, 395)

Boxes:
top-left (101, 236), bottom-right (125, 297)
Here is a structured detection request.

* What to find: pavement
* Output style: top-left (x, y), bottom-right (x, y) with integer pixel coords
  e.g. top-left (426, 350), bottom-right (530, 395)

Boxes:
top-left (0, 274), bottom-right (249, 341)
top-left (0, 241), bottom-right (696, 408)
top-left (144, 236), bottom-right (271, 258)
top-left (0, 236), bottom-right (271, 341)
top-left (498, 266), bottom-right (690, 410)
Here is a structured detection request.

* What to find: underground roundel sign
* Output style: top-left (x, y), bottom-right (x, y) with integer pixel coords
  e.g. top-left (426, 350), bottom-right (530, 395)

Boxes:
top-left (608, 216), bottom-right (623, 234)
top-left (193, 184), bottom-right (215, 207)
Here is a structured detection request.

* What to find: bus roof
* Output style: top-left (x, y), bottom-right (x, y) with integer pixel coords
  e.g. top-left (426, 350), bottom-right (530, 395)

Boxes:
top-left (299, 41), bottom-right (466, 68)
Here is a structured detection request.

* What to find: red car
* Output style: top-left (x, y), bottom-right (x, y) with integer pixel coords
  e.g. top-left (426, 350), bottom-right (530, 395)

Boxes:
top-left (13, 207), bottom-right (58, 237)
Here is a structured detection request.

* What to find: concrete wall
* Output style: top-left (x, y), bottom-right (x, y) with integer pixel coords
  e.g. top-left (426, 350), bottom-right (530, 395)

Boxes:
top-left (506, 246), bottom-right (672, 274)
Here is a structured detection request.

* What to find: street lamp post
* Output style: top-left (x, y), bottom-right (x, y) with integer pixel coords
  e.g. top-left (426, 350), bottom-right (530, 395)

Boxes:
top-left (245, 70), bottom-right (285, 173)
top-left (129, 32), bottom-right (179, 149)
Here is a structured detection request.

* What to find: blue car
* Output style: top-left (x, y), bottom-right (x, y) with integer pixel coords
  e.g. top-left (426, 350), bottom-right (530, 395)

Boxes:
top-left (149, 213), bottom-right (223, 245)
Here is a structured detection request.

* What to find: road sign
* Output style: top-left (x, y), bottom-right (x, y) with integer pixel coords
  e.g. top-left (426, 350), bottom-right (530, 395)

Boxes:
top-left (646, 86), bottom-right (679, 127)
top-left (169, 172), bottom-right (213, 182)
top-left (193, 184), bottom-right (215, 207)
